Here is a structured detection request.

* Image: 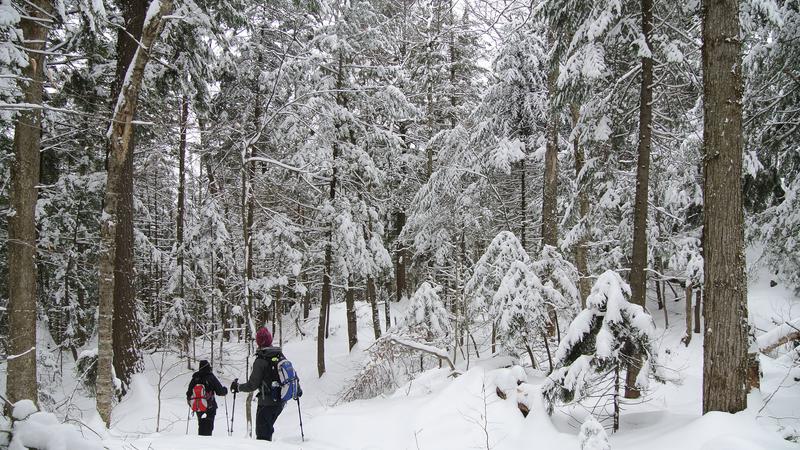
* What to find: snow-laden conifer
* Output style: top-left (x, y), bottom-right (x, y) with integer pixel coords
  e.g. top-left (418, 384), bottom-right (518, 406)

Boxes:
top-left (492, 261), bottom-right (551, 366)
top-left (542, 270), bottom-right (666, 429)
top-left (402, 281), bottom-right (453, 347)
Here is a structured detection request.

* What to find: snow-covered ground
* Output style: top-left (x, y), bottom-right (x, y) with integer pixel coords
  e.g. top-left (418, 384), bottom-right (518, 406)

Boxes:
top-left (5, 270), bottom-right (799, 449)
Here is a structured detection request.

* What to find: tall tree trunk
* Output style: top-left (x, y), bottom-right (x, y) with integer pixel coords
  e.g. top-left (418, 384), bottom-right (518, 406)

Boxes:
top-left (519, 160), bottom-right (527, 250)
top-left (302, 273), bottom-right (311, 320)
top-left (571, 104), bottom-right (591, 306)
top-left (694, 289), bottom-right (702, 334)
top-left (624, 0), bottom-right (654, 400)
top-left (701, 0), bottom-right (749, 414)
top-left (368, 277), bottom-right (381, 340)
top-left (542, 61), bottom-right (560, 336)
top-left (6, 0), bottom-right (52, 408)
top-left (112, 0), bottom-right (148, 388)
top-left (319, 52), bottom-right (345, 377)
top-left (242, 94), bottom-right (258, 346)
top-left (630, 0), bottom-right (654, 309)
top-left (682, 282), bottom-right (694, 346)
top-left (275, 288), bottom-right (282, 345)
top-left (345, 277), bottom-right (357, 351)
top-left (318, 212), bottom-right (333, 376)
top-left (176, 95), bottom-right (189, 367)
top-left (395, 211), bottom-right (407, 302)
top-left (542, 69), bottom-right (559, 249)
top-left (384, 279), bottom-right (392, 328)
top-left (97, 0), bottom-right (172, 425)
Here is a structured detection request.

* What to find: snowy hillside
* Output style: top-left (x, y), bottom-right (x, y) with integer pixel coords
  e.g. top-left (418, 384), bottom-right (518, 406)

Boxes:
top-left (5, 273), bottom-right (794, 450)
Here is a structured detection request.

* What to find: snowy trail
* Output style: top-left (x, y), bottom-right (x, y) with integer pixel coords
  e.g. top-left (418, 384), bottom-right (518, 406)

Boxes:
top-left (18, 277), bottom-right (798, 450)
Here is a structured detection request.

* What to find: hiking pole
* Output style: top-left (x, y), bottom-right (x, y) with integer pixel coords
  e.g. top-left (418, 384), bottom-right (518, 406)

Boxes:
top-left (230, 378), bottom-right (238, 436)
top-left (296, 397), bottom-right (305, 442)
top-left (224, 394), bottom-right (230, 436)
top-left (186, 408), bottom-right (191, 435)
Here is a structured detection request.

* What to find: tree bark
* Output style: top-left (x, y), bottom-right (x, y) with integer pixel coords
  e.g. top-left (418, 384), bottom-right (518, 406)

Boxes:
top-left (519, 160), bottom-right (527, 250)
top-left (541, 67), bottom-right (559, 250)
top-left (571, 104), bottom-right (591, 306)
top-left (701, 0), bottom-right (749, 414)
top-left (319, 52), bottom-right (346, 377)
top-left (345, 277), bottom-right (357, 351)
top-left (682, 282), bottom-right (693, 346)
top-left (97, 0), bottom-right (172, 425)
top-left (112, 0), bottom-right (148, 388)
top-left (694, 288), bottom-right (702, 334)
top-left (542, 57), bottom-right (560, 337)
top-left (629, 0), bottom-right (654, 309)
top-left (624, 0), bottom-right (654, 400)
top-left (395, 211), bottom-right (407, 302)
top-left (176, 95), bottom-right (189, 366)
top-left (368, 277), bottom-right (381, 339)
top-left (384, 279), bottom-right (392, 328)
top-left (6, 0), bottom-right (52, 408)
top-left (243, 165), bottom-right (255, 342)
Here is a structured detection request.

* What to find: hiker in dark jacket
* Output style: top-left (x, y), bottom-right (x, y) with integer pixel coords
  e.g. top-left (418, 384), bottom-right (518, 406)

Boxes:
top-left (231, 327), bottom-right (286, 441)
top-left (186, 360), bottom-right (228, 436)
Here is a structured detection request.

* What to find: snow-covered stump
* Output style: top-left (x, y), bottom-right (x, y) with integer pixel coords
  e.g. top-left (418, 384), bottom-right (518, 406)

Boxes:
top-left (579, 416), bottom-right (611, 450)
top-left (491, 366), bottom-right (531, 417)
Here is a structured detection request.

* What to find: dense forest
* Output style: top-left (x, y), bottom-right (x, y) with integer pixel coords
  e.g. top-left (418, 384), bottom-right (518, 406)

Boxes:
top-left (1, 0), bottom-right (799, 448)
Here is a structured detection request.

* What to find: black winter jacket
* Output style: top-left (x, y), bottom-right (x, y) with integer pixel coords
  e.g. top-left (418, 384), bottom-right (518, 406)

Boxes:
top-left (186, 364), bottom-right (228, 411)
top-left (237, 346), bottom-right (284, 406)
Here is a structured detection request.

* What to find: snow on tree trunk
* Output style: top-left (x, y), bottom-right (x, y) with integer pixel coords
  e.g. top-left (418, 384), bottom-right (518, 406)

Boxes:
top-left (701, 0), bottom-right (749, 414)
top-left (97, 0), bottom-right (173, 425)
top-left (112, 0), bottom-right (148, 388)
top-left (7, 0), bottom-right (52, 408)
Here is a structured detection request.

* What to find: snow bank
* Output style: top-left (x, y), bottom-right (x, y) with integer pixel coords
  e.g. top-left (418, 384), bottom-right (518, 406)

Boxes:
top-left (10, 401), bottom-right (103, 450)
top-left (612, 411), bottom-right (796, 450)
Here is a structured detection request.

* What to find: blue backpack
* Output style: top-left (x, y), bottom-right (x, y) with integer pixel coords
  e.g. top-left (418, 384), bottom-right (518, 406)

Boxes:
top-left (263, 357), bottom-right (301, 403)
top-left (275, 359), bottom-right (301, 402)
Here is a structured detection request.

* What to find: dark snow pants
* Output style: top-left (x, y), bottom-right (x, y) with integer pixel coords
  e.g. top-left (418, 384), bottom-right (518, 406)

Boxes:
top-left (255, 402), bottom-right (284, 441)
top-left (197, 409), bottom-right (216, 436)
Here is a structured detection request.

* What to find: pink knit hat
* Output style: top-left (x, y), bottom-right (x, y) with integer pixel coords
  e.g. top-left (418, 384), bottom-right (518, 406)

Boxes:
top-left (256, 327), bottom-right (272, 348)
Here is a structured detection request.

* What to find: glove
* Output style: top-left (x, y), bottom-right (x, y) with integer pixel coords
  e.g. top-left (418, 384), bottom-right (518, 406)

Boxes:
top-left (231, 380), bottom-right (239, 393)
top-left (221, 386), bottom-right (229, 396)
top-left (297, 386), bottom-right (303, 398)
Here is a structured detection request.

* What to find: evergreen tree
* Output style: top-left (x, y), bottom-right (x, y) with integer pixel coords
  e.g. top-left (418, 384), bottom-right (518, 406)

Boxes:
top-left (542, 271), bottom-right (665, 431)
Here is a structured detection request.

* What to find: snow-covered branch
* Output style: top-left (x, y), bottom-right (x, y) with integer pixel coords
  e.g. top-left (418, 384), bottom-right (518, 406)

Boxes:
top-left (757, 318), bottom-right (800, 354)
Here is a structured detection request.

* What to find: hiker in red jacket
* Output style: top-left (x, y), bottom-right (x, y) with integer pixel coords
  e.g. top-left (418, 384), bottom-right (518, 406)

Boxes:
top-left (186, 360), bottom-right (228, 436)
